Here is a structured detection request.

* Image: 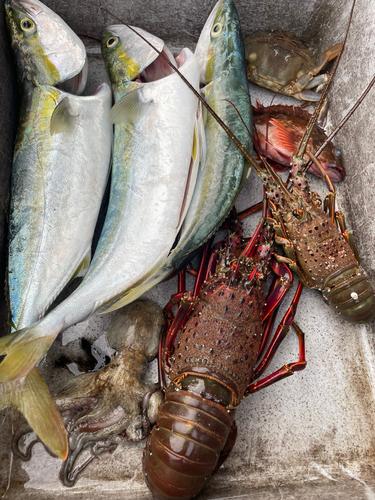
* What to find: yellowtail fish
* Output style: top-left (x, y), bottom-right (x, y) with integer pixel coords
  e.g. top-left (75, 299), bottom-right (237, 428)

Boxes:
top-left (1, 0), bottom-right (112, 459)
top-left (107, 0), bottom-right (252, 308)
top-left (0, 25), bottom-right (199, 458)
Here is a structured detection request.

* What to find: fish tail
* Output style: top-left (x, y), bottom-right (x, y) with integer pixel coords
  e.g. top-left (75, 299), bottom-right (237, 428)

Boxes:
top-left (0, 333), bottom-right (56, 383)
top-left (0, 331), bottom-right (18, 354)
top-left (0, 367), bottom-right (68, 460)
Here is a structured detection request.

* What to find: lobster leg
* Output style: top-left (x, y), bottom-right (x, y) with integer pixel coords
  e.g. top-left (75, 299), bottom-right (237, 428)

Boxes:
top-left (237, 201), bottom-right (263, 220)
top-left (263, 258), bottom-right (293, 320)
top-left (306, 151), bottom-right (337, 221)
top-left (335, 211), bottom-right (360, 263)
top-left (163, 240), bottom-right (213, 370)
top-left (246, 319), bottom-right (306, 394)
top-left (324, 192), bottom-right (336, 221)
top-left (272, 215), bottom-right (311, 287)
top-left (250, 282), bottom-right (305, 383)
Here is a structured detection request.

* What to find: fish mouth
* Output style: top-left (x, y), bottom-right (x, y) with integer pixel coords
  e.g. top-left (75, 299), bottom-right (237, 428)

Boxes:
top-left (6, 0), bottom-right (43, 15)
top-left (322, 161), bottom-right (346, 182)
top-left (57, 57), bottom-right (88, 95)
top-left (136, 44), bottom-right (177, 83)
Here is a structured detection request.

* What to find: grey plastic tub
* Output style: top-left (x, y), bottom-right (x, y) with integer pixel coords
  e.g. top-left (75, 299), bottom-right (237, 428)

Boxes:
top-left (1, 0), bottom-right (375, 498)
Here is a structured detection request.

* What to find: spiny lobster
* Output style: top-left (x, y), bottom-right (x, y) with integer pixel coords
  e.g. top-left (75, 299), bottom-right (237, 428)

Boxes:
top-left (143, 203), bottom-right (306, 500)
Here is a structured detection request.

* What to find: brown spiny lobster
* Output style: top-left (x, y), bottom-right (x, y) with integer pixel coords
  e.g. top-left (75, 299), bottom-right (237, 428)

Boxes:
top-left (143, 203), bottom-right (306, 500)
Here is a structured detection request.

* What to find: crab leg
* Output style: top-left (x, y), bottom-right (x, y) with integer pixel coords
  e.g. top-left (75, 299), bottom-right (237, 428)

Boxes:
top-left (294, 41), bottom-right (343, 100)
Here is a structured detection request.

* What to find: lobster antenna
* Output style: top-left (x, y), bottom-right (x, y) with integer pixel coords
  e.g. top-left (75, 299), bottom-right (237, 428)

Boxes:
top-left (78, 34), bottom-right (101, 43)
top-left (93, 3), bottom-right (262, 174)
top-left (304, 73), bottom-right (375, 171)
top-left (295, 0), bottom-right (356, 158)
top-left (223, 99), bottom-right (293, 202)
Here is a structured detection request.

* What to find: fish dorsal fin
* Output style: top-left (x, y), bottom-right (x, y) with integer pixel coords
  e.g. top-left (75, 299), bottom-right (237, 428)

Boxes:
top-left (176, 107), bottom-right (207, 232)
top-left (253, 100), bottom-right (313, 123)
top-left (269, 118), bottom-right (298, 151)
top-left (50, 97), bottom-right (78, 135)
top-left (108, 87), bottom-right (151, 125)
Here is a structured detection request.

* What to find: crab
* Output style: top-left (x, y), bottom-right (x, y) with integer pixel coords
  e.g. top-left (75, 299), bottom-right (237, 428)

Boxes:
top-left (245, 30), bottom-right (342, 102)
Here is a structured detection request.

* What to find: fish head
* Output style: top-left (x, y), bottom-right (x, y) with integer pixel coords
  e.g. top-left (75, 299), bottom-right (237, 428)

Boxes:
top-left (102, 24), bottom-right (176, 89)
top-left (5, 0), bottom-right (87, 91)
top-left (313, 145), bottom-right (345, 182)
top-left (195, 0), bottom-right (244, 85)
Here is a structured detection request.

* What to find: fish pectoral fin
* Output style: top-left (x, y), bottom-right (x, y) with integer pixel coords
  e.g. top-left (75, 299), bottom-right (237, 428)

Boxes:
top-left (268, 118), bottom-right (296, 152)
top-left (176, 116), bottom-right (204, 232)
top-left (0, 331), bottom-right (18, 355)
top-left (50, 97), bottom-right (79, 135)
top-left (108, 88), bottom-right (151, 124)
top-left (0, 335), bottom-right (56, 383)
top-left (0, 368), bottom-right (68, 460)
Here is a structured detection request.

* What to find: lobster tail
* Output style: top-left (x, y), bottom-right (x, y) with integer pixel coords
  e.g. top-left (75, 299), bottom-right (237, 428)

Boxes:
top-left (143, 385), bottom-right (234, 500)
top-left (323, 265), bottom-right (375, 323)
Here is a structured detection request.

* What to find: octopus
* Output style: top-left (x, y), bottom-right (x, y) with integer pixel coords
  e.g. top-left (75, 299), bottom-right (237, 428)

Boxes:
top-left (13, 299), bottom-right (165, 486)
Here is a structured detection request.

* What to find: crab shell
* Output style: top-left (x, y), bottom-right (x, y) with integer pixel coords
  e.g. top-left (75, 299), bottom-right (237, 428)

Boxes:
top-left (245, 31), bottom-right (319, 97)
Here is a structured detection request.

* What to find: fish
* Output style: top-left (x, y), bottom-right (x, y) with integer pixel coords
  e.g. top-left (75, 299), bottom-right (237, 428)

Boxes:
top-left (106, 0), bottom-right (253, 309)
top-left (253, 101), bottom-right (345, 182)
top-left (8, 83), bottom-right (113, 331)
top-left (1, 0), bottom-right (113, 459)
top-left (0, 25), bottom-right (200, 459)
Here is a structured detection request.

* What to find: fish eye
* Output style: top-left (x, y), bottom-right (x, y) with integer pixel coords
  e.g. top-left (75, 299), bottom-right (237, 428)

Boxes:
top-left (20, 18), bottom-right (34, 31)
top-left (211, 23), bottom-right (223, 37)
top-left (107, 36), bottom-right (119, 48)
top-left (334, 148), bottom-right (341, 157)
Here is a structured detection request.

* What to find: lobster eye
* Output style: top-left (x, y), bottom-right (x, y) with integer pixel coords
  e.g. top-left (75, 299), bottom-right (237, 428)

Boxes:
top-left (107, 36), bottom-right (119, 48)
top-left (211, 23), bottom-right (223, 37)
top-left (292, 209), bottom-right (303, 218)
top-left (20, 18), bottom-right (34, 31)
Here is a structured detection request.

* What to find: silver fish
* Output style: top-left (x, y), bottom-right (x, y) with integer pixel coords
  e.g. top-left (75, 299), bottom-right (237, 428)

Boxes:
top-left (110, 0), bottom-right (252, 307)
top-left (0, 26), bottom-right (199, 458)
top-left (8, 84), bottom-right (113, 331)
top-left (1, 0), bottom-right (112, 459)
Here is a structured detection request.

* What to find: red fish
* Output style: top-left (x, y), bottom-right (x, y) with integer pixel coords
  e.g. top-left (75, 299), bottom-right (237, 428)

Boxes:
top-left (253, 102), bottom-right (345, 182)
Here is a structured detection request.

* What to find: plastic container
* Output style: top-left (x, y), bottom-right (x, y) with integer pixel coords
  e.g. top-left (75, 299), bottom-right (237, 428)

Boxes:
top-left (1, 0), bottom-right (375, 498)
